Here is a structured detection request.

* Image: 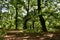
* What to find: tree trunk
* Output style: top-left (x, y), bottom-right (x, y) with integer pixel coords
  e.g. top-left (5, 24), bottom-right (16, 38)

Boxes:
top-left (23, 15), bottom-right (31, 29)
top-left (37, 0), bottom-right (47, 32)
top-left (15, 7), bottom-right (18, 30)
top-left (23, 0), bottom-right (30, 29)
top-left (23, 20), bottom-right (27, 29)
top-left (32, 21), bottom-right (34, 29)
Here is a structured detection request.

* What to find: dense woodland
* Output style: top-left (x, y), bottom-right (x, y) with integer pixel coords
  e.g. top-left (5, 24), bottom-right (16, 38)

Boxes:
top-left (0, 0), bottom-right (60, 37)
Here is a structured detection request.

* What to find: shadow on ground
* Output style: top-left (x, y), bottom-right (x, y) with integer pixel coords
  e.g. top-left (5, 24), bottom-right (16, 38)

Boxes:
top-left (2, 30), bottom-right (60, 40)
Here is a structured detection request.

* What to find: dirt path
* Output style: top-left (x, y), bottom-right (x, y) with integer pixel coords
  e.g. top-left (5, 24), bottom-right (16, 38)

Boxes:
top-left (2, 30), bottom-right (60, 40)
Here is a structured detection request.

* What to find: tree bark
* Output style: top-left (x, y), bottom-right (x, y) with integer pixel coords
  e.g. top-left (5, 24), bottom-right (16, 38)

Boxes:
top-left (37, 0), bottom-right (47, 32)
top-left (23, 0), bottom-right (30, 29)
top-left (15, 7), bottom-right (18, 30)
top-left (32, 20), bottom-right (35, 29)
top-left (23, 17), bottom-right (30, 29)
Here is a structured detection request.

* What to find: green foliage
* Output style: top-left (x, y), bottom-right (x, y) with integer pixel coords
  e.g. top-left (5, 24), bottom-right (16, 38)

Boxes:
top-left (0, 0), bottom-right (60, 33)
top-left (0, 37), bottom-right (4, 40)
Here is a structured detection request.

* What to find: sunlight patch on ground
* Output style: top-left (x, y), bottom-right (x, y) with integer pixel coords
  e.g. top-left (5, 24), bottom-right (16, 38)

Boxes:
top-left (43, 34), bottom-right (54, 37)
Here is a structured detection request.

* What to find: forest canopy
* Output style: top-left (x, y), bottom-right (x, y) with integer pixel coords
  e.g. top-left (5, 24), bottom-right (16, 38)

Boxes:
top-left (0, 0), bottom-right (60, 33)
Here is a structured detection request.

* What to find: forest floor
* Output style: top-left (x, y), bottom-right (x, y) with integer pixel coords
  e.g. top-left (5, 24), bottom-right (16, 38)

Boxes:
top-left (2, 30), bottom-right (60, 40)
